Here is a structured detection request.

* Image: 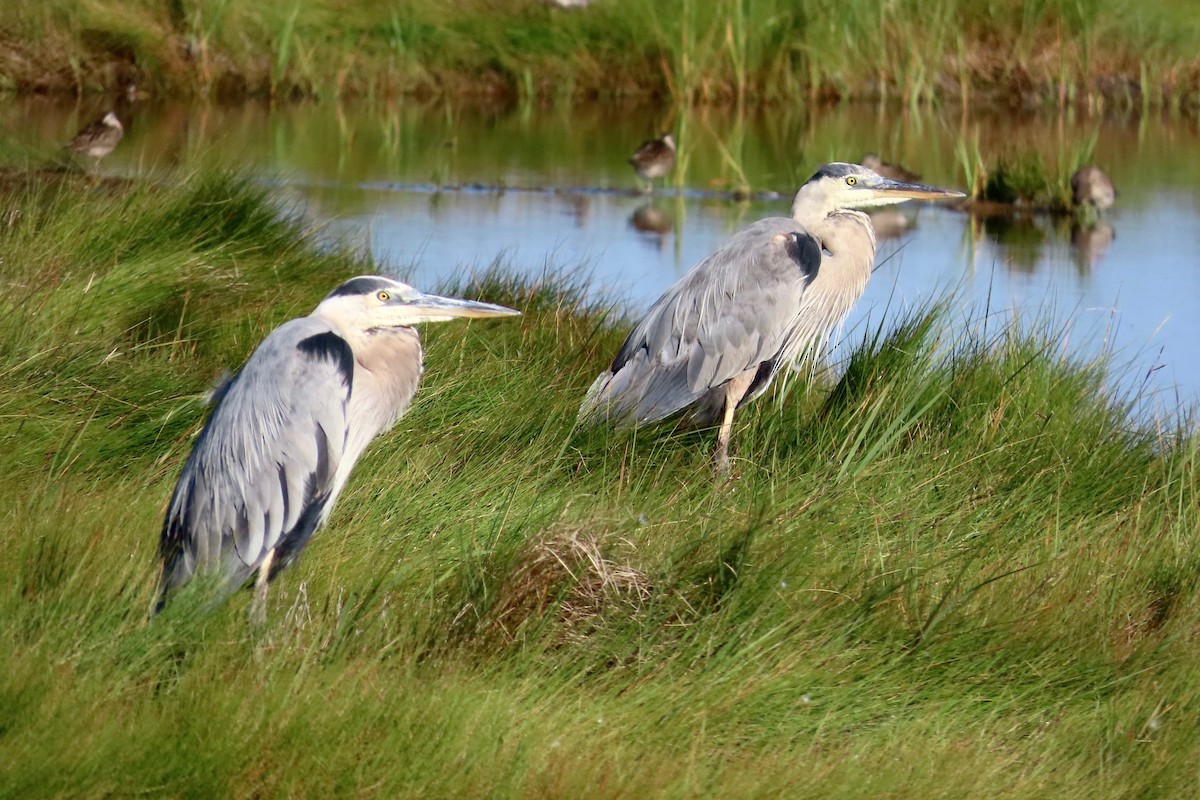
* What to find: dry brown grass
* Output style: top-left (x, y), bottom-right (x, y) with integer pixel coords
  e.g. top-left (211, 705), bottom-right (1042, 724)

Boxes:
top-left (488, 526), bottom-right (652, 645)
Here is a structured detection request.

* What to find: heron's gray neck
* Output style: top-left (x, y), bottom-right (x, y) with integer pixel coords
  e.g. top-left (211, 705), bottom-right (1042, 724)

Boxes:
top-left (351, 326), bottom-right (424, 417)
top-left (787, 208), bottom-right (877, 357)
top-left (328, 325), bottom-right (423, 501)
top-left (808, 209), bottom-right (876, 258)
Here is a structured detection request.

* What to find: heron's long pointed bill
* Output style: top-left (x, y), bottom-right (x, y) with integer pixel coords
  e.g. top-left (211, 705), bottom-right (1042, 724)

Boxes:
top-left (398, 291), bottom-right (521, 323)
top-left (872, 178), bottom-right (965, 202)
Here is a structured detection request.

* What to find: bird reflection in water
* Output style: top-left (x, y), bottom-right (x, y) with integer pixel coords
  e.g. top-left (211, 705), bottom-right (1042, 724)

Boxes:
top-left (860, 155), bottom-right (922, 238)
top-left (629, 203), bottom-right (674, 236)
top-left (868, 208), bottom-right (915, 239)
top-left (1071, 222), bottom-right (1116, 271)
top-left (974, 213), bottom-right (1049, 274)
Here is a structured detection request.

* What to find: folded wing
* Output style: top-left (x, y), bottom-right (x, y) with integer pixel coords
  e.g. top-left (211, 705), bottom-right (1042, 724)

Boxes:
top-left (580, 217), bottom-right (822, 425)
top-left (158, 317), bottom-right (353, 597)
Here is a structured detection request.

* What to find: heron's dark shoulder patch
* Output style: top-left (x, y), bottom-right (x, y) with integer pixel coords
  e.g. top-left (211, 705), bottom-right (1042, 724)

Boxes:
top-left (297, 331), bottom-right (354, 388)
top-left (783, 232), bottom-right (822, 282)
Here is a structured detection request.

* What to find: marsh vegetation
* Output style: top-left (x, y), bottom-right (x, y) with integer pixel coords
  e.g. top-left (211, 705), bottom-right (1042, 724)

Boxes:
top-left (7, 0), bottom-right (1200, 110)
top-left (2, 169), bottom-right (1199, 796)
top-left (2, 3), bottom-right (1198, 793)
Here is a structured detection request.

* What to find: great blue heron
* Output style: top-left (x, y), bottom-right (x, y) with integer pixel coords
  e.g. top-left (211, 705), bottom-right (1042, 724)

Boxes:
top-left (629, 134), bottom-right (676, 192)
top-left (579, 162), bottom-right (963, 473)
top-left (1070, 165), bottom-right (1116, 211)
top-left (157, 276), bottom-right (520, 618)
top-left (68, 112), bottom-right (124, 164)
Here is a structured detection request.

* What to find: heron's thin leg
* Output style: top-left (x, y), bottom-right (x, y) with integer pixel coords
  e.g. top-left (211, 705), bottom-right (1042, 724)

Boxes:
top-left (249, 549), bottom-right (275, 625)
top-left (714, 401), bottom-right (737, 475)
top-left (714, 371), bottom-right (756, 475)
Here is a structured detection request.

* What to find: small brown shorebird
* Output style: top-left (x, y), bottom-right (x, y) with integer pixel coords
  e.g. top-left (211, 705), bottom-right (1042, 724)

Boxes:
top-left (860, 153), bottom-right (920, 183)
top-left (629, 134), bottom-right (676, 192)
top-left (68, 112), bottom-right (124, 165)
top-left (1070, 165), bottom-right (1116, 211)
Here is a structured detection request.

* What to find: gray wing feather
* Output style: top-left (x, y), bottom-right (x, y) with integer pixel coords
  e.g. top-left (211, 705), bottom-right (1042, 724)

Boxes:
top-left (581, 217), bottom-right (819, 425)
top-left (159, 317), bottom-right (351, 595)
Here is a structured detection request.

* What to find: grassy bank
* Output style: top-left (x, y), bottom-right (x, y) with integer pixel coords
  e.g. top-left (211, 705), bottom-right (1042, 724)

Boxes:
top-left (2, 168), bottom-right (1200, 797)
top-left (3, 0), bottom-right (1200, 110)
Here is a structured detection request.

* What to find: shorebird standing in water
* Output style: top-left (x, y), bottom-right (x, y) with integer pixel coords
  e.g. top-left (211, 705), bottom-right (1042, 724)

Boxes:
top-left (68, 112), bottom-right (124, 168)
top-left (629, 134), bottom-right (676, 193)
top-left (1070, 165), bottom-right (1116, 212)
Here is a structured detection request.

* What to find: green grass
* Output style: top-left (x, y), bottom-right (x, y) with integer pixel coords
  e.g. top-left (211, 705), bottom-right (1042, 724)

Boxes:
top-left (3, 0), bottom-right (1200, 109)
top-left (3, 167), bottom-right (1200, 797)
top-left (953, 126), bottom-right (1101, 211)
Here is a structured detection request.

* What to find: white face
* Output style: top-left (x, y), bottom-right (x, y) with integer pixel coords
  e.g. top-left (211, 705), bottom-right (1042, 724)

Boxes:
top-left (317, 278), bottom-right (426, 326)
top-left (825, 170), bottom-right (909, 210)
top-left (362, 279), bottom-right (420, 308)
top-left (315, 276), bottom-right (520, 329)
top-left (793, 166), bottom-right (962, 219)
top-left (792, 173), bottom-right (880, 219)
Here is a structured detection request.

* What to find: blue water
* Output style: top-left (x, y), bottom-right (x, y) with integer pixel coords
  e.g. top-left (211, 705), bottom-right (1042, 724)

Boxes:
top-left (8, 98), bottom-right (1199, 416)
top-left (309, 179), bottom-right (1199, 417)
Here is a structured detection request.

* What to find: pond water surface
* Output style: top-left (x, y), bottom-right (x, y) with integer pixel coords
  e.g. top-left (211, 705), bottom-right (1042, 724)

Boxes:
top-left (6, 97), bottom-right (1200, 416)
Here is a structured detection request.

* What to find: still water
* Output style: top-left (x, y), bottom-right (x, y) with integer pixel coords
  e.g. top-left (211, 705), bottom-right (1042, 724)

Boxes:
top-left (7, 98), bottom-right (1200, 414)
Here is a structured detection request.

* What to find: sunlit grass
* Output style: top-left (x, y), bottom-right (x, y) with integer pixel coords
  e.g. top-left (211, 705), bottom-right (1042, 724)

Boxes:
top-left (2, 167), bottom-right (1200, 797)
top-left (5, 0), bottom-right (1200, 109)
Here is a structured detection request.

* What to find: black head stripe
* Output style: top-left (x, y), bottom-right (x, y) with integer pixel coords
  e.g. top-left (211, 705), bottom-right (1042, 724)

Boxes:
top-left (325, 276), bottom-right (396, 299)
top-left (809, 162), bottom-right (859, 182)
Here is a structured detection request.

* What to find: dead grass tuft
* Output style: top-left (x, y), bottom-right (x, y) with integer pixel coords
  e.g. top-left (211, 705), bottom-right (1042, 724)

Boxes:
top-left (489, 526), bottom-right (652, 645)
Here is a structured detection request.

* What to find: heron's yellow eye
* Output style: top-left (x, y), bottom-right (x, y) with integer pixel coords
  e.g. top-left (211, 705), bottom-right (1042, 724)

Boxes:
top-left (846, 176), bottom-right (857, 186)
top-left (377, 290), bottom-right (391, 302)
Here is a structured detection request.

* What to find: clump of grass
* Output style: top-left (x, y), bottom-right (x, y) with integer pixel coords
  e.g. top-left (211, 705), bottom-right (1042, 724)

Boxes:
top-left (961, 133), bottom-right (1099, 213)
top-left (483, 526), bottom-right (652, 646)
top-left (3, 165), bottom-right (1200, 797)
top-left (982, 152), bottom-right (1056, 205)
